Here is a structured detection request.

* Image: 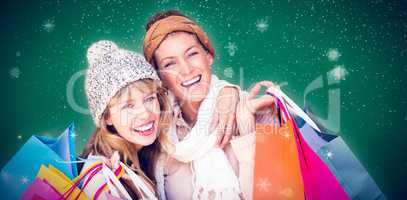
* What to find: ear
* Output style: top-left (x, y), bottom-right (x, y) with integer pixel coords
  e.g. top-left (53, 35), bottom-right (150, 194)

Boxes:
top-left (105, 114), bottom-right (113, 126)
top-left (206, 53), bottom-right (214, 66)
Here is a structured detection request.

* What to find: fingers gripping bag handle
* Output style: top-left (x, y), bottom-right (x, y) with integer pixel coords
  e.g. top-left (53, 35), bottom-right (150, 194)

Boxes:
top-left (78, 160), bottom-right (127, 200)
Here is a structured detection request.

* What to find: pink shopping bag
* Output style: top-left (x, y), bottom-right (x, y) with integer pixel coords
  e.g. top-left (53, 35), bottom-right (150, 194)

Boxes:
top-left (276, 98), bottom-right (350, 200)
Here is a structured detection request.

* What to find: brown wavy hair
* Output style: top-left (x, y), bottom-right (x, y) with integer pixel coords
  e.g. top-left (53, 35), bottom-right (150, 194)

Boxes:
top-left (81, 79), bottom-right (173, 197)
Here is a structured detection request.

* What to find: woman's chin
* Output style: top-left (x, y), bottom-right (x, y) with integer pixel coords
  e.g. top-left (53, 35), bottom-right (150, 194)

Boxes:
top-left (185, 88), bottom-right (209, 102)
top-left (130, 134), bottom-right (157, 147)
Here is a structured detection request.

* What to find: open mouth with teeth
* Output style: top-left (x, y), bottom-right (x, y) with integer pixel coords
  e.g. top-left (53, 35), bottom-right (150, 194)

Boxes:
top-left (132, 121), bottom-right (155, 136)
top-left (181, 75), bottom-right (202, 87)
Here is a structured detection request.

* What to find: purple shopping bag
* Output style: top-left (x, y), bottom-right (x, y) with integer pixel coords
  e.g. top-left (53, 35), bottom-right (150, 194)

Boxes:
top-left (20, 178), bottom-right (62, 200)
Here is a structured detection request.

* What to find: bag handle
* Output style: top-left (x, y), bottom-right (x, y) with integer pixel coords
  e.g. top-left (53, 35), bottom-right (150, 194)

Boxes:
top-left (92, 163), bottom-right (125, 200)
top-left (61, 162), bottom-right (103, 199)
top-left (120, 162), bottom-right (158, 200)
top-left (102, 163), bottom-right (133, 200)
top-left (266, 87), bottom-right (321, 132)
top-left (268, 89), bottom-right (311, 168)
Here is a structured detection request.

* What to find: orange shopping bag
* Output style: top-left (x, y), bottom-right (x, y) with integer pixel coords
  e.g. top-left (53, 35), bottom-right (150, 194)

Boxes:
top-left (253, 120), bottom-right (305, 200)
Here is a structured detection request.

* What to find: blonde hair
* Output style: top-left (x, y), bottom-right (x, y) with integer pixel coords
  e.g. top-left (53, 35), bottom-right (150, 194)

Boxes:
top-left (82, 79), bottom-right (173, 185)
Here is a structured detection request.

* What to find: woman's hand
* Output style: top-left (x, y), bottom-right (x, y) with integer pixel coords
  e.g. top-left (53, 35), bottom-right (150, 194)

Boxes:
top-left (236, 81), bottom-right (276, 135)
top-left (211, 86), bottom-right (239, 148)
top-left (103, 151), bottom-right (120, 170)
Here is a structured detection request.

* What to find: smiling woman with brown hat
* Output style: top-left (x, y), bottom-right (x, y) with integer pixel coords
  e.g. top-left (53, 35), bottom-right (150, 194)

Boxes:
top-left (143, 10), bottom-right (276, 200)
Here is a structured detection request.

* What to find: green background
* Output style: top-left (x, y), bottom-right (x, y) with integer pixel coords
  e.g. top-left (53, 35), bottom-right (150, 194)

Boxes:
top-left (1, 0), bottom-right (406, 199)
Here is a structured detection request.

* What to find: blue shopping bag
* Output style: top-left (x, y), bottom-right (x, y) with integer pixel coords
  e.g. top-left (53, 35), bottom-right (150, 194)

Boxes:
top-left (0, 123), bottom-right (78, 200)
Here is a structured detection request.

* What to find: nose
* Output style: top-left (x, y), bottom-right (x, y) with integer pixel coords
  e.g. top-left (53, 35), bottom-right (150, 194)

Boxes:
top-left (131, 105), bottom-right (150, 122)
top-left (178, 58), bottom-right (192, 75)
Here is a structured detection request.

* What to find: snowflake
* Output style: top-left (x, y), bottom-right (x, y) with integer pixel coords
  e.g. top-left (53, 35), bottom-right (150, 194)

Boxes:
top-left (256, 177), bottom-right (272, 192)
top-left (327, 48), bottom-right (341, 61)
top-left (42, 19), bottom-right (55, 32)
top-left (225, 42), bottom-right (237, 56)
top-left (9, 67), bottom-right (20, 79)
top-left (17, 135), bottom-right (22, 140)
top-left (329, 65), bottom-right (348, 81)
top-left (70, 132), bottom-right (77, 139)
top-left (223, 67), bottom-right (234, 78)
top-left (20, 176), bottom-right (29, 184)
top-left (326, 150), bottom-right (334, 159)
top-left (256, 18), bottom-right (269, 33)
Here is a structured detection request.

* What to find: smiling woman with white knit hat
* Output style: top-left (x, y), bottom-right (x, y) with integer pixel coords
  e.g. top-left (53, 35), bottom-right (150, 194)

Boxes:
top-left (80, 40), bottom-right (173, 199)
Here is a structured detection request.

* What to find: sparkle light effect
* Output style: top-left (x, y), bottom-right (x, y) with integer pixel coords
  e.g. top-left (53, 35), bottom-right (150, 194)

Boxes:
top-left (283, 131), bottom-right (290, 139)
top-left (20, 176), bottom-right (29, 184)
top-left (326, 150), bottom-right (334, 159)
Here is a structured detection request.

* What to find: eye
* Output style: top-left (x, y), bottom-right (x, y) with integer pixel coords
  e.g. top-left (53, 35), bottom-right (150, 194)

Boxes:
top-left (163, 61), bottom-right (175, 69)
top-left (188, 51), bottom-right (198, 57)
top-left (144, 94), bottom-right (157, 103)
top-left (122, 102), bottom-right (134, 109)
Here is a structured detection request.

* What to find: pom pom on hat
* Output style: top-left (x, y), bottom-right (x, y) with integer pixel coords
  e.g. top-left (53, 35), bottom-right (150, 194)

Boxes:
top-left (87, 40), bottom-right (119, 66)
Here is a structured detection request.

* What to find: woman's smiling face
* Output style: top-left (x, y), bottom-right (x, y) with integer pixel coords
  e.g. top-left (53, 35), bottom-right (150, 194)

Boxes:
top-left (153, 31), bottom-right (213, 104)
top-left (106, 81), bottom-right (160, 148)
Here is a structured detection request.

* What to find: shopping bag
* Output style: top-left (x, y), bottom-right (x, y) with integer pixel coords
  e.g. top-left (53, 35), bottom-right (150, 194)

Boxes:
top-left (0, 123), bottom-right (78, 200)
top-left (267, 87), bottom-right (385, 199)
top-left (253, 113), bottom-right (305, 199)
top-left (79, 156), bottom-right (126, 200)
top-left (20, 178), bottom-right (63, 200)
top-left (21, 162), bottom-right (103, 200)
top-left (35, 164), bottom-right (95, 200)
top-left (269, 91), bottom-right (349, 200)
top-left (294, 115), bottom-right (386, 200)
top-left (81, 155), bottom-right (157, 200)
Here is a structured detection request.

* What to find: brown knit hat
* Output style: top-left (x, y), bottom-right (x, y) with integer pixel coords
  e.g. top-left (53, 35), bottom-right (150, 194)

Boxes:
top-left (143, 15), bottom-right (215, 64)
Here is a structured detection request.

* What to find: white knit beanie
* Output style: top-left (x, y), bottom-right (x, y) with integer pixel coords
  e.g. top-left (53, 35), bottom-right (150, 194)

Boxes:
top-left (85, 40), bottom-right (160, 127)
